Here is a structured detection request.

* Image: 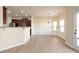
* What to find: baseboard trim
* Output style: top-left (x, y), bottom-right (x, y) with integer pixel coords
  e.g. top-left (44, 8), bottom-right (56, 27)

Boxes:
top-left (0, 38), bottom-right (31, 52)
top-left (0, 42), bottom-right (25, 52)
top-left (65, 42), bottom-right (79, 53)
top-left (65, 42), bottom-right (74, 48)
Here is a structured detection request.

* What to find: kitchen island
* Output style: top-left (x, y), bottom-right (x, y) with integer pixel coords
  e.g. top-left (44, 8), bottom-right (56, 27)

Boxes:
top-left (0, 27), bottom-right (30, 51)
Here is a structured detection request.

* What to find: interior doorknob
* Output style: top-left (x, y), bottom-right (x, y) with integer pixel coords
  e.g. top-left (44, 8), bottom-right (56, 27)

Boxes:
top-left (74, 32), bottom-right (77, 34)
top-left (75, 29), bottom-right (77, 34)
top-left (75, 29), bottom-right (77, 31)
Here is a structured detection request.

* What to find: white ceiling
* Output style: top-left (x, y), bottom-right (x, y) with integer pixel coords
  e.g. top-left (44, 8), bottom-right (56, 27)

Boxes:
top-left (7, 6), bottom-right (66, 18)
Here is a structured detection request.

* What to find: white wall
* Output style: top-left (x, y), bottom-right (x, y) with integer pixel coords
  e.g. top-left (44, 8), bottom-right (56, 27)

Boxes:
top-left (0, 6), bottom-right (3, 27)
top-left (0, 27), bottom-right (30, 51)
top-left (65, 7), bottom-right (74, 48)
top-left (3, 16), bottom-right (12, 27)
top-left (32, 12), bottom-right (66, 40)
top-left (7, 16), bottom-right (12, 26)
top-left (32, 17), bottom-right (53, 35)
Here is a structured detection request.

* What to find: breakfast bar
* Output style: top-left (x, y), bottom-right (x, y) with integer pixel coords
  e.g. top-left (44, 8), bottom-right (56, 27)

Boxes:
top-left (0, 27), bottom-right (30, 51)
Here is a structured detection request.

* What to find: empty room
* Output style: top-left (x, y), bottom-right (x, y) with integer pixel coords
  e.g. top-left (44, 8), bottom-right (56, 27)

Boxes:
top-left (0, 6), bottom-right (79, 53)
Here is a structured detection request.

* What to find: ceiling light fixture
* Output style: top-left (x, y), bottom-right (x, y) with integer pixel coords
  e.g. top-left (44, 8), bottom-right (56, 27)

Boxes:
top-left (25, 14), bottom-right (28, 16)
top-left (21, 10), bottom-right (24, 13)
top-left (15, 14), bottom-right (18, 16)
top-left (8, 10), bottom-right (11, 13)
top-left (48, 12), bottom-right (52, 16)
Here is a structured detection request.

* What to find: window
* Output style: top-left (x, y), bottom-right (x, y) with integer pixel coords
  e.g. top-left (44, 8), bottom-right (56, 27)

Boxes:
top-left (53, 21), bottom-right (57, 31)
top-left (59, 20), bottom-right (64, 32)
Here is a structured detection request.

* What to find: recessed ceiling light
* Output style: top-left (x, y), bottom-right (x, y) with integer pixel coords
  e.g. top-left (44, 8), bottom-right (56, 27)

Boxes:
top-left (15, 14), bottom-right (18, 16)
top-left (25, 14), bottom-right (28, 16)
top-left (21, 10), bottom-right (24, 13)
top-left (8, 10), bottom-right (11, 13)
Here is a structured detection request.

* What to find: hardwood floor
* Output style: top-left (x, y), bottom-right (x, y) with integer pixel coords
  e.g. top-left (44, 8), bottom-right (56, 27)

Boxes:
top-left (1, 35), bottom-right (76, 53)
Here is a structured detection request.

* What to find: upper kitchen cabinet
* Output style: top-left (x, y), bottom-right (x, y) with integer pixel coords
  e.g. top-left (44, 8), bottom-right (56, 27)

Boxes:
top-left (3, 7), bottom-right (7, 24)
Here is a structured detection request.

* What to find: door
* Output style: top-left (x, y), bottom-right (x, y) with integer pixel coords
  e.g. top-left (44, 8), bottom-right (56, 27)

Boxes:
top-left (76, 13), bottom-right (79, 47)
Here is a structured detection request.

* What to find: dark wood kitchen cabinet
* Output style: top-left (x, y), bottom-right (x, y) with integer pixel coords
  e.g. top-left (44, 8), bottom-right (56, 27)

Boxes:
top-left (3, 7), bottom-right (7, 24)
top-left (27, 20), bottom-right (31, 26)
top-left (12, 19), bottom-right (22, 27)
top-left (12, 18), bottom-right (31, 27)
